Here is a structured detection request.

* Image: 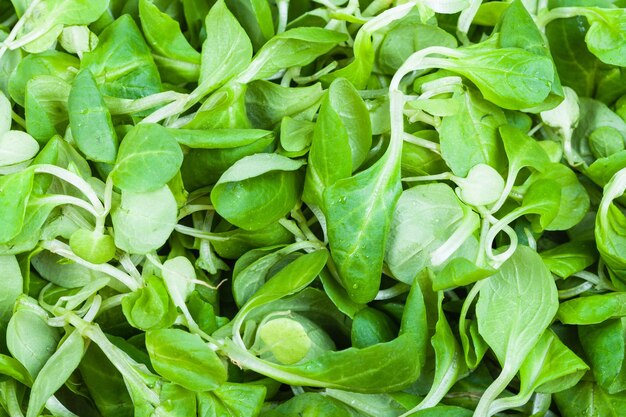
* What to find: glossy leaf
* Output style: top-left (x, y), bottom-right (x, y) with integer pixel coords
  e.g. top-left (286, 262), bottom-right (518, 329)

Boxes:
top-left (146, 328), bottom-right (227, 391)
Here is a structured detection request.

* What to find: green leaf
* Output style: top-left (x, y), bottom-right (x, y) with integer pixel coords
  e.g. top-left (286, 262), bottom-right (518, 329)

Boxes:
top-left (449, 46), bottom-right (555, 110)
top-left (540, 240), bottom-right (598, 278)
top-left (521, 330), bottom-right (588, 394)
top-left (200, 0), bottom-right (252, 91)
top-left (377, 13), bottom-right (457, 75)
top-left (558, 293), bottom-right (626, 324)
top-left (155, 383), bottom-right (197, 417)
top-left (246, 80), bottom-right (324, 129)
top-left (8, 51), bottom-right (79, 107)
top-left (82, 15), bottom-right (162, 99)
top-left (474, 245), bottom-right (558, 413)
top-left (197, 383), bottom-right (266, 417)
top-left (223, 273), bottom-right (424, 393)
top-left (583, 8), bottom-right (626, 66)
top-left (68, 69), bottom-right (118, 163)
top-left (211, 153), bottom-right (305, 230)
top-left (24, 76), bottom-right (71, 143)
top-left (7, 296), bottom-right (61, 378)
top-left (385, 183), bottom-right (478, 283)
top-left (580, 318), bottom-right (626, 393)
top-left (439, 89), bottom-right (506, 177)
top-left (554, 381), bottom-right (626, 417)
top-left (0, 256), bottom-right (22, 351)
top-left (69, 229), bottom-right (116, 264)
top-left (0, 354), bottom-right (32, 386)
top-left (260, 393), bottom-right (360, 417)
top-left (0, 168), bottom-right (34, 243)
top-left (351, 307), bottom-right (398, 349)
top-left (146, 328), bottom-right (227, 391)
top-left (302, 83), bottom-right (353, 208)
top-left (170, 128), bottom-right (273, 149)
top-left (595, 168), bottom-right (626, 280)
top-left (0, 131), bottom-right (40, 167)
top-left (111, 186), bottom-right (178, 254)
top-left (324, 150), bottom-right (401, 303)
top-left (526, 163), bottom-right (589, 231)
top-left (13, 0), bottom-right (108, 53)
top-left (139, 0), bottom-right (201, 83)
top-left (111, 123), bottom-right (183, 192)
top-left (26, 330), bottom-right (85, 417)
top-left (238, 28), bottom-right (348, 82)
top-left (122, 275), bottom-right (177, 331)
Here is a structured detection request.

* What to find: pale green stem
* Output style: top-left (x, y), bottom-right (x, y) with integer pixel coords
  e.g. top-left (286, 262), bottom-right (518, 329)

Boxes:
top-left (2, 380), bottom-right (25, 417)
top-left (96, 176), bottom-right (114, 234)
top-left (104, 91), bottom-right (184, 115)
top-left (11, 111), bottom-right (26, 128)
top-left (483, 210), bottom-right (520, 265)
top-left (95, 294), bottom-right (126, 317)
top-left (558, 281), bottom-right (594, 299)
top-left (573, 270), bottom-right (615, 291)
top-left (536, 7), bottom-right (605, 29)
top-left (0, 0), bottom-right (41, 61)
top-left (40, 240), bottom-right (140, 291)
top-left (488, 167), bottom-right (517, 214)
top-left (173, 224), bottom-right (230, 241)
top-left (66, 314), bottom-right (160, 406)
top-left (38, 195), bottom-right (99, 218)
top-left (82, 295), bottom-right (102, 322)
top-left (475, 218), bottom-right (490, 267)
top-left (374, 282), bottom-right (410, 300)
top-left (532, 393), bottom-right (552, 414)
top-left (473, 364), bottom-right (517, 417)
top-left (34, 165), bottom-right (104, 215)
top-left (403, 173), bottom-right (453, 182)
top-left (457, 0), bottom-right (483, 44)
top-left (118, 253), bottom-right (142, 281)
top-left (524, 227), bottom-right (537, 250)
top-left (458, 280), bottom-right (484, 368)
top-left (293, 62), bottom-right (338, 84)
top-left (219, 338), bottom-right (338, 387)
top-left (279, 218), bottom-right (308, 242)
top-left (431, 209), bottom-right (479, 266)
top-left (420, 76), bottom-right (464, 93)
top-left (177, 204), bottom-right (215, 220)
top-left (140, 96), bottom-right (187, 125)
top-left (44, 397), bottom-right (79, 417)
top-left (488, 391), bottom-right (533, 415)
top-left (276, 0), bottom-right (290, 33)
top-left (400, 350), bottom-right (461, 416)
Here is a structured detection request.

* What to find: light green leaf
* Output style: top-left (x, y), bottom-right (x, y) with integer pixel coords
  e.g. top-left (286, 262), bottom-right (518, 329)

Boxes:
top-left (111, 186), bottom-right (177, 254)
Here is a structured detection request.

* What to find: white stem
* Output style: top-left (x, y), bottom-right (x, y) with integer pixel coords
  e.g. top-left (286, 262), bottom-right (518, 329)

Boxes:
top-left (489, 167), bottom-right (516, 214)
top-left (67, 314), bottom-right (160, 406)
top-left (402, 132), bottom-right (441, 154)
top-left (484, 222), bottom-right (518, 266)
top-left (402, 173), bottom-right (452, 182)
top-left (40, 240), bottom-right (140, 291)
top-left (473, 364), bottom-right (516, 417)
top-left (173, 224), bottom-right (230, 241)
top-left (0, 0), bottom-right (41, 60)
top-left (104, 91), bottom-right (184, 115)
top-left (276, 0), bottom-right (290, 33)
top-left (400, 351), bottom-right (461, 416)
top-left (457, 0), bottom-right (483, 43)
top-left (34, 165), bottom-right (104, 215)
top-left (38, 195), bottom-right (99, 217)
top-left (431, 210), bottom-right (479, 266)
top-left (374, 283), bottom-right (410, 300)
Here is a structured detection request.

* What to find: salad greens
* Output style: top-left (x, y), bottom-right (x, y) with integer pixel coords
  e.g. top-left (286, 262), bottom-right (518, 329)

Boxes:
top-left (2, 0), bottom-right (626, 416)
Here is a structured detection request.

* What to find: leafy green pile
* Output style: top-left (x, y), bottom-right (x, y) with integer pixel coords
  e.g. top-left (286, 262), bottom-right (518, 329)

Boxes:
top-left (2, 0), bottom-right (626, 415)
